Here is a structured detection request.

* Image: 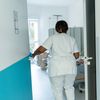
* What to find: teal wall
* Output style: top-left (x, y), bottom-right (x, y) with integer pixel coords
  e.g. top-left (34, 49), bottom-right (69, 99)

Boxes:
top-left (0, 56), bottom-right (32, 100)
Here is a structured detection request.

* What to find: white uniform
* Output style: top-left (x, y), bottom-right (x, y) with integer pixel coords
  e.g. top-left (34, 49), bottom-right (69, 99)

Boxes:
top-left (42, 33), bottom-right (79, 100)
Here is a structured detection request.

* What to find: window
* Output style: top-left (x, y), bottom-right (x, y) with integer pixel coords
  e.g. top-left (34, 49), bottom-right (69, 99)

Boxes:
top-left (28, 19), bottom-right (39, 53)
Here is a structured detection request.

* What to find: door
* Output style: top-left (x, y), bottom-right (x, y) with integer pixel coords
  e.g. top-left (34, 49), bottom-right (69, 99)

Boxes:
top-left (84, 0), bottom-right (96, 100)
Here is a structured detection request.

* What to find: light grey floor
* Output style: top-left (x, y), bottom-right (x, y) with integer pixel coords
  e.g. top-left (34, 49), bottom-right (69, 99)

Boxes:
top-left (31, 64), bottom-right (85, 100)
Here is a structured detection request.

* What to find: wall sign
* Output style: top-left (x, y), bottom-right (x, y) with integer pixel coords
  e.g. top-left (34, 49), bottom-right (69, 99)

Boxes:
top-left (13, 10), bottom-right (19, 35)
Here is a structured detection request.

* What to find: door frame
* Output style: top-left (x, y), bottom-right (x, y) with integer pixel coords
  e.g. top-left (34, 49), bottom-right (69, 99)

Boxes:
top-left (83, 0), bottom-right (96, 100)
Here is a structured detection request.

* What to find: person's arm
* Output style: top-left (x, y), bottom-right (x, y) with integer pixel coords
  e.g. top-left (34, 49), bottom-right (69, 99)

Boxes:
top-left (32, 46), bottom-right (47, 58)
top-left (32, 35), bottom-right (53, 58)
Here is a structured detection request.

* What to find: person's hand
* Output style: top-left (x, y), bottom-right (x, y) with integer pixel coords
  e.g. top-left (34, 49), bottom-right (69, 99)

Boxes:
top-left (76, 59), bottom-right (84, 65)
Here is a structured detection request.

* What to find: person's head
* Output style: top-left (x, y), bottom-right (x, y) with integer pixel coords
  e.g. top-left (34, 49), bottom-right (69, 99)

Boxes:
top-left (55, 20), bottom-right (68, 33)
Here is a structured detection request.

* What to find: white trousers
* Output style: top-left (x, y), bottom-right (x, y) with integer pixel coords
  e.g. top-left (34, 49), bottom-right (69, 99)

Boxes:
top-left (49, 74), bottom-right (76, 100)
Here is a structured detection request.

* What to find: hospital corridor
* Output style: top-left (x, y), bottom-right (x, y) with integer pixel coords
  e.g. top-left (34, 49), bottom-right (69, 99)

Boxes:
top-left (0, 0), bottom-right (100, 100)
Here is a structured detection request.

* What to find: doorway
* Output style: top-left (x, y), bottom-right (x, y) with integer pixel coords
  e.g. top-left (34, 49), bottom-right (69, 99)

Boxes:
top-left (85, 0), bottom-right (96, 100)
top-left (27, 0), bottom-right (96, 100)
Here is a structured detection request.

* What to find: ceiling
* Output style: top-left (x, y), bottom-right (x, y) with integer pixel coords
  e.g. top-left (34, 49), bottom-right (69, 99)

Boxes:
top-left (27, 0), bottom-right (76, 6)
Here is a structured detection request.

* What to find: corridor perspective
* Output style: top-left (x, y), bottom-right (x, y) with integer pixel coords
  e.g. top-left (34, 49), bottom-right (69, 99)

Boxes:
top-left (31, 63), bottom-right (85, 100)
top-left (0, 0), bottom-right (100, 100)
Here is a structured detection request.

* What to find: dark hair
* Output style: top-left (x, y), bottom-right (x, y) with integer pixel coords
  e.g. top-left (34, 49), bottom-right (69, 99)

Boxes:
top-left (55, 20), bottom-right (68, 33)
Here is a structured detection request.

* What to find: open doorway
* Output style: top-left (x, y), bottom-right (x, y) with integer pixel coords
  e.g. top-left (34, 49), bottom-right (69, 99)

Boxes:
top-left (27, 0), bottom-right (96, 100)
top-left (27, 0), bottom-right (85, 100)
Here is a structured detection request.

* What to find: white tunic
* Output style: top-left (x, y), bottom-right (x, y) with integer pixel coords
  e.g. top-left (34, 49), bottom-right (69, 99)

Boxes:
top-left (42, 33), bottom-right (79, 77)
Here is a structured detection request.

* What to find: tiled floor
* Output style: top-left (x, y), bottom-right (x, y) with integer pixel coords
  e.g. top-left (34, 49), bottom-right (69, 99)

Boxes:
top-left (31, 64), bottom-right (85, 100)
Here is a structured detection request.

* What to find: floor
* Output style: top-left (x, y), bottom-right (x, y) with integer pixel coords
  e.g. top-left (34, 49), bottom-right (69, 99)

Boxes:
top-left (31, 64), bottom-right (85, 100)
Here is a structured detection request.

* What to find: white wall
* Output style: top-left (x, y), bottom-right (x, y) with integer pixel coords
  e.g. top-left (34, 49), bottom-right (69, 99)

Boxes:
top-left (95, 0), bottom-right (100, 100)
top-left (0, 0), bottom-right (29, 71)
top-left (67, 0), bottom-right (83, 27)
top-left (27, 0), bottom-right (83, 43)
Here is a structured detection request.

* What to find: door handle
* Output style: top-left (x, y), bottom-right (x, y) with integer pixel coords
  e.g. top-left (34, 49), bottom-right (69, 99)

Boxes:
top-left (81, 57), bottom-right (93, 60)
top-left (81, 56), bottom-right (93, 65)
